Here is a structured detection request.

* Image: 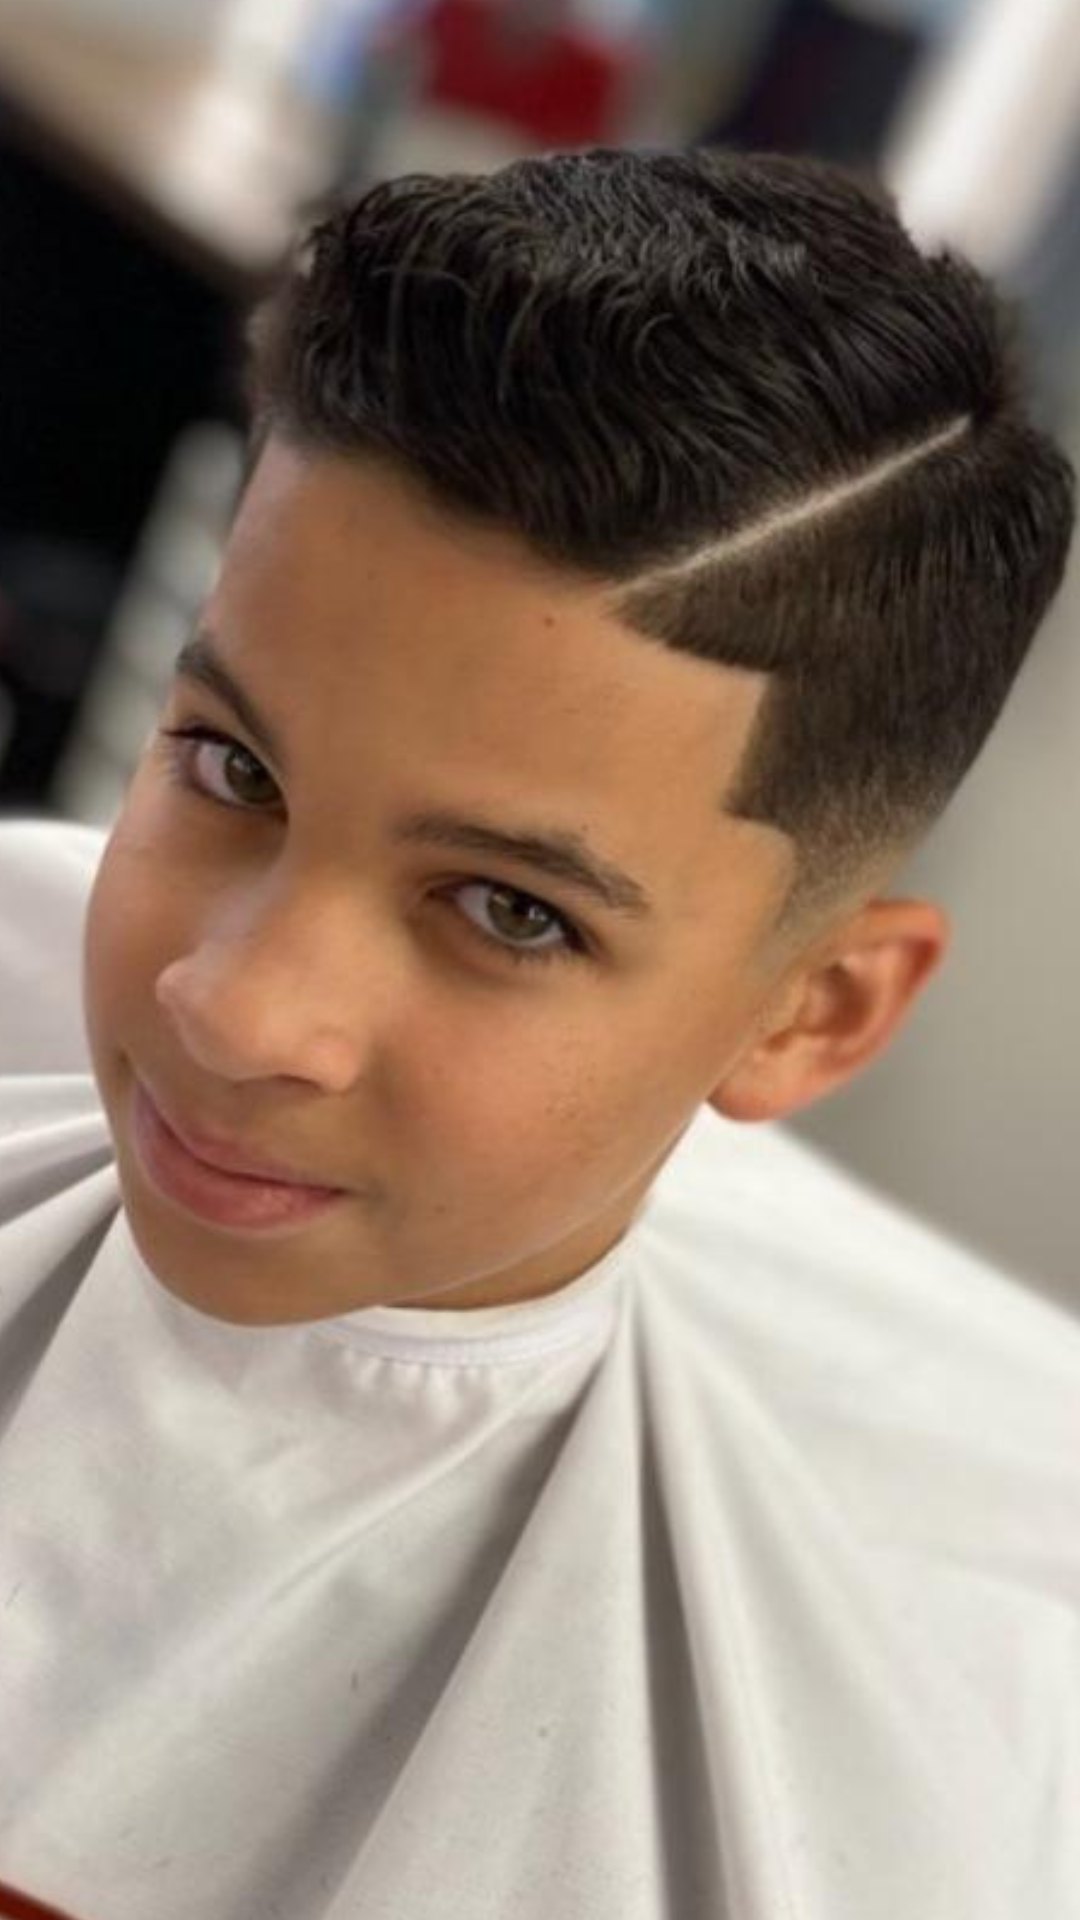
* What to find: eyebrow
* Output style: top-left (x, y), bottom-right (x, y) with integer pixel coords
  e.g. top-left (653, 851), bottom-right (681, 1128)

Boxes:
top-left (174, 631), bottom-right (284, 766)
top-left (171, 631), bottom-right (654, 921)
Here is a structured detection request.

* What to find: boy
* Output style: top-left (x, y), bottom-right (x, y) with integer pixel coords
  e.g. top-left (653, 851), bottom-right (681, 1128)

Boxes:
top-left (1, 147), bottom-right (1078, 1919)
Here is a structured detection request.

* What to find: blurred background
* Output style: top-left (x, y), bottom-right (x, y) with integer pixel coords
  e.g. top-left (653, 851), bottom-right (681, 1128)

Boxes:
top-left (0, 0), bottom-right (1076, 1308)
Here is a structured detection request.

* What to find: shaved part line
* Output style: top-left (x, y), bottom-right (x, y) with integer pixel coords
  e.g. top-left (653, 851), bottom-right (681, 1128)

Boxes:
top-left (624, 413), bottom-right (971, 592)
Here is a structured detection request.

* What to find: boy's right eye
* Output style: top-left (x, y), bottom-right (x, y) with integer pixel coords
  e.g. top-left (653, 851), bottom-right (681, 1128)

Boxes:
top-left (157, 724), bottom-right (280, 810)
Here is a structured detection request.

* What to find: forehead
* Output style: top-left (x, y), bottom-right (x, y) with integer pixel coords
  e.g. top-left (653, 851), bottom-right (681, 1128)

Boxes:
top-left (205, 440), bottom-right (793, 916)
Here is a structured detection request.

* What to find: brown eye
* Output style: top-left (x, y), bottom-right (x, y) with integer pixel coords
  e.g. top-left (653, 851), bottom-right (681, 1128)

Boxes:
top-left (451, 880), bottom-right (583, 964)
top-left (210, 741), bottom-right (277, 807)
top-left (159, 726), bottom-right (280, 810)
top-left (485, 887), bottom-right (560, 945)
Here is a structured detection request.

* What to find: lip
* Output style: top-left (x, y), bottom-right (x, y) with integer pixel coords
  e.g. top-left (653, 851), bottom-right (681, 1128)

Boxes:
top-left (146, 1087), bottom-right (336, 1187)
top-left (131, 1082), bottom-right (346, 1234)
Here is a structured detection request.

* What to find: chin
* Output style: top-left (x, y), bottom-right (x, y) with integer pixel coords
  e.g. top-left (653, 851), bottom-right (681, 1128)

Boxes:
top-left (117, 1188), bottom-right (326, 1326)
top-left (142, 1254), bottom-right (340, 1327)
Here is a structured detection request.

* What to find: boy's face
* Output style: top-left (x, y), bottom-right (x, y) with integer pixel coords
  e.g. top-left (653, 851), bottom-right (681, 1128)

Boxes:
top-left (83, 439), bottom-right (800, 1324)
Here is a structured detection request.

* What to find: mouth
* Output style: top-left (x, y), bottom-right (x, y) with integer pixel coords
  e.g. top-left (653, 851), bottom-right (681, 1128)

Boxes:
top-left (131, 1081), bottom-right (347, 1234)
top-left (146, 1085), bottom-right (336, 1186)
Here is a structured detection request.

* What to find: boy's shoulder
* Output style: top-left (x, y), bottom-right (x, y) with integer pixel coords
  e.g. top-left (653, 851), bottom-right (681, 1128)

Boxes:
top-left (646, 1104), bottom-right (1080, 1598)
top-left (652, 1100), bottom-right (1078, 1370)
top-left (0, 815), bottom-right (106, 1075)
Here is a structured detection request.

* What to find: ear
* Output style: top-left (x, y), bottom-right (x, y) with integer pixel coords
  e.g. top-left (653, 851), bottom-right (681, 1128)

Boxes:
top-left (709, 897), bottom-right (950, 1125)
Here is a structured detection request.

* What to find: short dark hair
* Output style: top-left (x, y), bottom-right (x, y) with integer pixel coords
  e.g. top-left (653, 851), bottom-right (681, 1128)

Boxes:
top-left (247, 146), bottom-right (1075, 935)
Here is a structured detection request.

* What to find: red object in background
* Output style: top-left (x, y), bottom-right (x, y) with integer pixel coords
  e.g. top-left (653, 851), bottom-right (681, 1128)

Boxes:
top-left (0, 1883), bottom-right (87, 1920)
top-left (417, 0), bottom-right (647, 146)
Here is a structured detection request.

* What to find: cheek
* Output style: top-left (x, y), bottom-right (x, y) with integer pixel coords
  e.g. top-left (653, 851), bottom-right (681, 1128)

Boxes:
top-left (402, 1008), bottom-right (655, 1192)
top-left (82, 830), bottom-right (190, 1059)
top-left (457, 976), bottom-right (751, 1195)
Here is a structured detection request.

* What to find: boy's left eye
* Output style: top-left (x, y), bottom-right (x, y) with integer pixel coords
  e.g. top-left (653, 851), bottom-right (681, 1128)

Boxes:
top-left (155, 723), bottom-right (588, 968)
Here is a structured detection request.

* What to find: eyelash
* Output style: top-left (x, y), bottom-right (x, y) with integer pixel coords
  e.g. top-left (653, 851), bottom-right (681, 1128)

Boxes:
top-left (155, 724), bottom-right (589, 971)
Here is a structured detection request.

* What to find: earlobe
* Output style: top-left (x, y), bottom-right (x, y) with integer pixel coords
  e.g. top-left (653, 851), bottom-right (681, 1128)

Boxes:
top-left (708, 897), bottom-right (950, 1126)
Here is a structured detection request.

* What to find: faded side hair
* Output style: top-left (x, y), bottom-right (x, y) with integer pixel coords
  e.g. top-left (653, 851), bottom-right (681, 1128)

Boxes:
top-left (246, 146), bottom-right (1076, 934)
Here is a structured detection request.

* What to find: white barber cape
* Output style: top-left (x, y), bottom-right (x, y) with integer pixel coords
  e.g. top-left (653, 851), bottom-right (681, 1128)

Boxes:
top-left (1, 819), bottom-right (1079, 1920)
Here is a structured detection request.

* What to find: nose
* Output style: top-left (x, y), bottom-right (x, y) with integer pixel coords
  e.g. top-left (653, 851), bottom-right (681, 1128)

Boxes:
top-left (154, 872), bottom-right (390, 1091)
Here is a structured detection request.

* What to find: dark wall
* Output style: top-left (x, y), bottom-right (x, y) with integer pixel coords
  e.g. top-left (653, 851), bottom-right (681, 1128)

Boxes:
top-left (0, 129), bottom-right (243, 804)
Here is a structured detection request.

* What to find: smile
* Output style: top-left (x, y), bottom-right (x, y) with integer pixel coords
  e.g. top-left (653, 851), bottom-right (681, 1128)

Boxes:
top-left (130, 1082), bottom-right (347, 1234)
